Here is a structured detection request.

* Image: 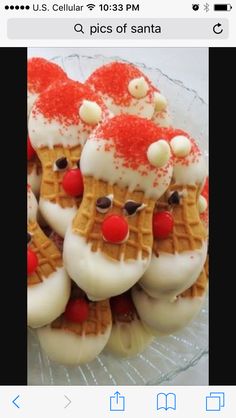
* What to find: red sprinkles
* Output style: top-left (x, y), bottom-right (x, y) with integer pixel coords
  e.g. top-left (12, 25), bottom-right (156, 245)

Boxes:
top-left (94, 114), bottom-right (201, 172)
top-left (33, 80), bottom-right (107, 126)
top-left (86, 62), bottom-right (153, 106)
top-left (27, 57), bottom-right (67, 94)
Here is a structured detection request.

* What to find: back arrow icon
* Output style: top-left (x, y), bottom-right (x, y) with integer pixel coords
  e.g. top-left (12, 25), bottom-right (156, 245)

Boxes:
top-left (12, 395), bottom-right (20, 408)
top-left (64, 395), bottom-right (71, 409)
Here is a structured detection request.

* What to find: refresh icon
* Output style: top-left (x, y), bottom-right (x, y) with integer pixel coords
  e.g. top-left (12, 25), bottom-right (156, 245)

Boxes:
top-left (213, 23), bottom-right (223, 34)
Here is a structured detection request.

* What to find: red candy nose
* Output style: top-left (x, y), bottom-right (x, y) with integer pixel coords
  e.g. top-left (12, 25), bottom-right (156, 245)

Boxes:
top-left (64, 298), bottom-right (89, 323)
top-left (62, 169), bottom-right (84, 197)
top-left (27, 249), bottom-right (38, 275)
top-left (153, 211), bottom-right (174, 239)
top-left (27, 136), bottom-right (36, 160)
top-left (102, 214), bottom-right (129, 244)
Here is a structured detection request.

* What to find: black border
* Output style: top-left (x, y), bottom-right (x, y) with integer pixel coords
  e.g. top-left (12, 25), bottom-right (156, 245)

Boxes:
top-left (209, 47), bottom-right (236, 385)
top-left (1, 48), bottom-right (27, 385)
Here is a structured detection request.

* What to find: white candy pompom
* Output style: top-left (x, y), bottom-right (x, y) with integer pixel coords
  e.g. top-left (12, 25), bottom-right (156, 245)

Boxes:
top-left (170, 135), bottom-right (191, 157)
top-left (198, 195), bottom-right (208, 213)
top-left (154, 92), bottom-right (167, 112)
top-left (79, 100), bottom-right (102, 125)
top-left (147, 140), bottom-right (171, 168)
top-left (128, 77), bottom-right (149, 99)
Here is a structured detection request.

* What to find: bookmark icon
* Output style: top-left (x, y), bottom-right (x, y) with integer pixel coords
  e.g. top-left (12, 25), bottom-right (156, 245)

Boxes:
top-left (156, 392), bottom-right (176, 411)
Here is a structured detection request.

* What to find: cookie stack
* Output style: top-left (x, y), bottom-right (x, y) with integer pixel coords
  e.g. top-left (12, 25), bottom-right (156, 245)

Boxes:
top-left (27, 58), bottom-right (208, 364)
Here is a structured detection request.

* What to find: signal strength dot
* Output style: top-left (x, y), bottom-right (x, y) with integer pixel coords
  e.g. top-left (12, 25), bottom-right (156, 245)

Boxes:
top-left (5, 5), bottom-right (30, 10)
top-left (86, 4), bottom-right (96, 11)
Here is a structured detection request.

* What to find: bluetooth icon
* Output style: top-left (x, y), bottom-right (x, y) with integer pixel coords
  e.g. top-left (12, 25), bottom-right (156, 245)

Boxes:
top-left (204, 3), bottom-right (210, 12)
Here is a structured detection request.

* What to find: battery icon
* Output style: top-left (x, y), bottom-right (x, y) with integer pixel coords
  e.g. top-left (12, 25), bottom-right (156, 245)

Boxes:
top-left (214, 4), bottom-right (232, 10)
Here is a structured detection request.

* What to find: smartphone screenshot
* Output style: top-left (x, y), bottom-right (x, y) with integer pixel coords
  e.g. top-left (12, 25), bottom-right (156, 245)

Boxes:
top-left (0, 0), bottom-right (235, 416)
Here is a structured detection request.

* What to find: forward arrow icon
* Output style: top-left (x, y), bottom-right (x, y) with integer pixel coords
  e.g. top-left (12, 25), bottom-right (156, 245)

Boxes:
top-left (64, 395), bottom-right (71, 409)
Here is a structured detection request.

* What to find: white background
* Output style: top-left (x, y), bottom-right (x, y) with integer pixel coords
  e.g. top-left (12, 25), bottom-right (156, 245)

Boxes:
top-left (28, 46), bottom-right (208, 385)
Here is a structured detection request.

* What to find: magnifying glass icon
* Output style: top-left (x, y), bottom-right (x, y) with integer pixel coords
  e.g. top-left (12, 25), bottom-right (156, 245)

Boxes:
top-left (74, 23), bottom-right (85, 34)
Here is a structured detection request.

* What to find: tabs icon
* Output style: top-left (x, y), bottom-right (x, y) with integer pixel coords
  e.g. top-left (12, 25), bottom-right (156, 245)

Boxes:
top-left (206, 392), bottom-right (225, 411)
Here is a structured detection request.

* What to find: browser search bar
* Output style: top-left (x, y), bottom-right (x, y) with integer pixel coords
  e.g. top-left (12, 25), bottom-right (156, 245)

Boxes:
top-left (8, 18), bottom-right (228, 39)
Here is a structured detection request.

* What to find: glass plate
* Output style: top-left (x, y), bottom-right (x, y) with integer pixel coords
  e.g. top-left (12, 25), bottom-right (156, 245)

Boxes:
top-left (28, 53), bottom-right (208, 385)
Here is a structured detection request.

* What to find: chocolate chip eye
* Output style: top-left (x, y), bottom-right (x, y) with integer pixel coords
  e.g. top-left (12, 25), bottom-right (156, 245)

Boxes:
top-left (168, 191), bottom-right (180, 205)
top-left (123, 201), bottom-right (146, 216)
top-left (76, 159), bottom-right (80, 169)
top-left (96, 195), bottom-right (113, 213)
top-left (54, 157), bottom-right (68, 171)
top-left (27, 232), bottom-right (32, 244)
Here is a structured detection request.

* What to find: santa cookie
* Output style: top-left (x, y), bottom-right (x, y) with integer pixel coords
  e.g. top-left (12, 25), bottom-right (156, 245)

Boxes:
top-left (27, 185), bottom-right (70, 328)
top-left (139, 128), bottom-right (208, 301)
top-left (86, 61), bottom-right (170, 120)
top-left (27, 57), bottom-right (67, 118)
top-left (105, 291), bottom-right (153, 358)
top-left (37, 285), bottom-right (112, 365)
top-left (27, 58), bottom-right (67, 196)
top-left (64, 114), bottom-right (173, 300)
top-left (132, 264), bottom-right (208, 335)
top-left (28, 79), bottom-right (109, 237)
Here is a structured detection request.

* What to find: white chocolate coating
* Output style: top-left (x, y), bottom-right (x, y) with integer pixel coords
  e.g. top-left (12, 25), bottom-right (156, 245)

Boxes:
top-left (27, 186), bottom-right (38, 222)
top-left (27, 92), bottom-right (38, 119)
top-left (152, 110), bottom-right (172, 127)
top-left (27, 267), bottom-right (70, 329)
top-left (80, 137), bottom-right (173, 200)
top-left (27, 166), bottom-right (41, 197)
top-left (39, 198), bottom-right (77, 238)
top-left (103, 94), bottom-right (155, 119)
top-left (105, 318), bottom-right (153, 357)
top-left (132, 285), bottom-right (207, 335)
top-left (173, 154), bottom-right (207, 185)
top-left (37, 323), bottom-right (111, 365)
top-left (29, 112), bottom-right (93, 150)
top-left (63, 227), bottom-right (150, 301)
top-left (139, 240), bottom-right (208, 301)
